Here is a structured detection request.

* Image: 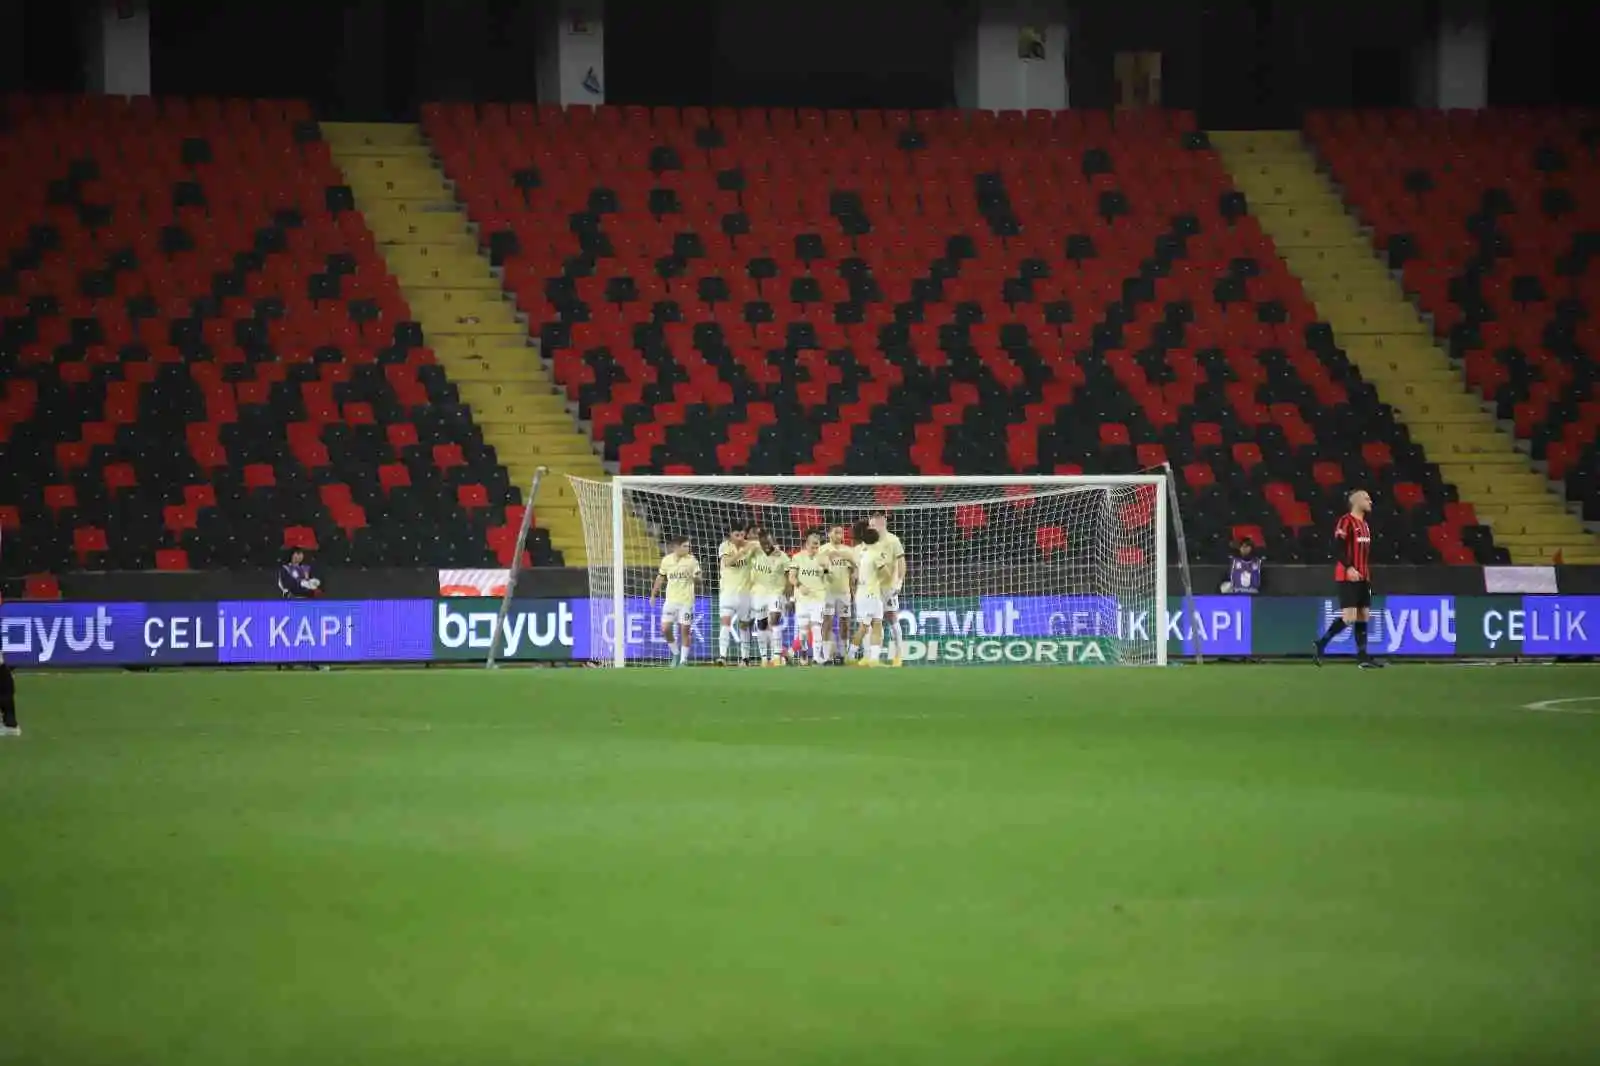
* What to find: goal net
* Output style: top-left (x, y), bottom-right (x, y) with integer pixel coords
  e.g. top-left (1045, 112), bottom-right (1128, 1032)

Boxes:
top-left (568, 475), bottom-right (1191, 667)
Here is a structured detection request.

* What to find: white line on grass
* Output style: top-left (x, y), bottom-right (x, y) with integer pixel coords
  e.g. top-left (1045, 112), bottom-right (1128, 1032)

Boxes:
top-left (1521, 696), bottom-right (1600, 715)
top-left (39, 710), bottom-right (1067, 738)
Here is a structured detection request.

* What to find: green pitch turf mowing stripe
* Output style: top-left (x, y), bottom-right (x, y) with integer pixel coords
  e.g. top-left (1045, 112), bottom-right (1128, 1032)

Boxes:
top-left (2, 667), bottom-right (1598, 1066)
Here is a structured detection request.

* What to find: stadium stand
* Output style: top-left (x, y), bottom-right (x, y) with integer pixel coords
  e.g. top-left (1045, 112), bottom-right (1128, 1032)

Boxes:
top-left (425, 102), bottom-right (1497, 564)
top-left (1306, 109), bottom-right (1600, 564)
top-left (319, 120), bottom-right (612, 567)
top-left (0, 93), bottom-right (542, 584)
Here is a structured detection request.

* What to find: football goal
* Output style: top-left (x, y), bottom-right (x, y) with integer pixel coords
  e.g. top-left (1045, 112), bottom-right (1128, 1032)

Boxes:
top-left (567, 474), bottom-right (1198, 667)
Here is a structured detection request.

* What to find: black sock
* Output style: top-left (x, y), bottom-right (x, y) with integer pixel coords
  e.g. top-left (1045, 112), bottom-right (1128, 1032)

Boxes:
top-left (1317, 618), bottom-right (1347, 649)
top-left (0, 665), bottom-right (16, 728)
top-left (1354, 621), bottom-right (1369, 659)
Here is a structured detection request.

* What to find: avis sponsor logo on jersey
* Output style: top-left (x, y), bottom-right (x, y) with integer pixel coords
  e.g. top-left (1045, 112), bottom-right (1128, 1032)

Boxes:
top-left (899, 637), bottom-right (1117, 665)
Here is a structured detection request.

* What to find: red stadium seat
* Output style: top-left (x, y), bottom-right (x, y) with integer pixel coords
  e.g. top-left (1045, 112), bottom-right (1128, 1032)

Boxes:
top-left (1309, 107), bottom-right (1598, 552)
top-left (0, 91), bottom-right (533, 574)
top-left (24, 574), bottom-right (62, 600)
top-left (1035, 526), bottom-right (1067, 556)
top-left (155, 548), bottom-right (190, 571)
top-left (283, 526), bottom-right (318, 550)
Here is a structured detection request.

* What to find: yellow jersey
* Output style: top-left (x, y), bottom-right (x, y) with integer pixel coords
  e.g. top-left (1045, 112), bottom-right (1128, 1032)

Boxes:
top-left (821, 543), bottom-right (853, 595)
top-left (718, 539), bottom-right (754, 594)
top-left (751, 546), bottom-right (789, 595)
top-left (788, 549), bottom-right (830, 604)
top-left (855, 542), bottom-right (889, 598)
top-left (877, 530), bottom-right (905, 589)
top-left (657, 553), bottom-right (701, 607)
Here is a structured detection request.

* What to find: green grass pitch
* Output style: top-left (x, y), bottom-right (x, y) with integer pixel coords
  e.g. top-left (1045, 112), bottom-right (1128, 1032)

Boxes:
top-left (3, 665), bottom-right (1599, 1066)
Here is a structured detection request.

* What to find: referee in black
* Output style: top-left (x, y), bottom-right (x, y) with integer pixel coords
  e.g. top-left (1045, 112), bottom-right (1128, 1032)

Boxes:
top-left (1, 533), bottom-right (19, 735)
top-left (1, 653), bottom-right (18, 737)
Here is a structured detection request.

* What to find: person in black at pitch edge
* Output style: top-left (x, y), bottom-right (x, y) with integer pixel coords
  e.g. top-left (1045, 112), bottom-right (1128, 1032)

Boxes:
top-left (277, 548), bottom-right (330, 671)
top-left (1, 651), bottom-right (20, 737)
top-left (1, 533), bottom-right (19, 736)
top-left (279, 547), bottom-right (320, 599)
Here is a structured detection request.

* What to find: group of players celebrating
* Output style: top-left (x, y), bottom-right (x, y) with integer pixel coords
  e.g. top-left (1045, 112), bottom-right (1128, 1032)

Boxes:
top-left (654, 489), bottom-right (1386, 669)
top-left (650, 512), bottom-right (905, 667)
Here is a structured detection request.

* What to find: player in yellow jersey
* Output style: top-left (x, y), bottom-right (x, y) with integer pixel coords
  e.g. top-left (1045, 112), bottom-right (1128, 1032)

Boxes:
top-left (649, 535), bottom-right (701, 667)
top-left (749, 530), bottom-right (790, 666)
top-left (788, 529), bottom-right (833, 666)
top-left (819, 523), bottom-right (855, 664)
top-left (847, 520), bottom-right (892, 666)
top-left (716, 524), bottom-right (757, 665)
top-left (868, 511), bottom-right (906, 666)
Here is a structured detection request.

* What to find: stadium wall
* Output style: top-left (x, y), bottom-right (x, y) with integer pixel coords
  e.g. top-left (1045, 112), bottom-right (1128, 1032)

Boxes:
top-left (83, 0), bottom-right (150, 97)
top-left (953, 0), bottom-right (1069, 112)
top-left (17, 566), bottom-right (1600, 605)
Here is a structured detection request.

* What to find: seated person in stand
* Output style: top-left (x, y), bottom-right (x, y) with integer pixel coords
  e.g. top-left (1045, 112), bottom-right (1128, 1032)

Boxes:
top-left (1222, 537), bottom-right (1262, 595)
top-left (279, 548), bottom-right (321, 599)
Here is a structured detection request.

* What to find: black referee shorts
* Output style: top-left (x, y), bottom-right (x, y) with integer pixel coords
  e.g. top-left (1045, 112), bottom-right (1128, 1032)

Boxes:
top-left (1338, 580), bottom-right (1373, 610)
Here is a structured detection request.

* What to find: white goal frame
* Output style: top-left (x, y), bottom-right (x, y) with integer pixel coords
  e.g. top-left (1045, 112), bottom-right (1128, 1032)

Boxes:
top-left (585, 473), bottom-right (1191, 668)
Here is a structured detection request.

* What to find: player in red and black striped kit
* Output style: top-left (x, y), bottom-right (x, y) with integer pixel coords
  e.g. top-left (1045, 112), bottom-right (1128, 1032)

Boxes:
top-left (1313, 488), bottom-right (1384, 668)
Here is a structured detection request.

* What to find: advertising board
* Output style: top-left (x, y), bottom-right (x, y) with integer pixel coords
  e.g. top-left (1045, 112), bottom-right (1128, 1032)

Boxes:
top-left (2, 595), bottom-right (1595, 666)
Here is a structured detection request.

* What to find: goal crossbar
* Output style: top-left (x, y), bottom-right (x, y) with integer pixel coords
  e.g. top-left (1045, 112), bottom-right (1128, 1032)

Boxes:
top-left (612, 475), bottom-right (1167, 487)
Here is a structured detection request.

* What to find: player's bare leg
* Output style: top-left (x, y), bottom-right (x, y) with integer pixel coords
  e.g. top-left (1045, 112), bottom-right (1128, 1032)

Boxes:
top-left (751, 618), bottom-right (768, 664)
top-left (679, 623), bottom-right (693, 666)
top-left (758, 615), bottom-right (777, 666)
top-left (858, 620), bottom-right (884, 667)
top-left (823, 614), bottom-right (841, 664)
top-left (848, 620), bottom-right (868, 663)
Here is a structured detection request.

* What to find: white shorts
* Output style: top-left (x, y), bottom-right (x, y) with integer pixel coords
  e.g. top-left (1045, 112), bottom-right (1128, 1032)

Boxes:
top-left (719, 590), bottom-right (751, 621)
top-left (883, 589), bottom-right (901, 613)
top-left (793, 599), bottom-right (825, 629)
top-left (660, 604), bottom-right (695, 628)
top-left (824, 593), bottom-right (851, 619)
top-left (751, 591), bottom-right (784, 618)
top-left (855, 592), bottom-right (884, 623)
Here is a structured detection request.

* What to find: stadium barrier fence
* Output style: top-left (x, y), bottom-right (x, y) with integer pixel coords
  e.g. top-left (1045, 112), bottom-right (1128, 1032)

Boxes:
top-left (10, 563), bottom-right (1599, 605)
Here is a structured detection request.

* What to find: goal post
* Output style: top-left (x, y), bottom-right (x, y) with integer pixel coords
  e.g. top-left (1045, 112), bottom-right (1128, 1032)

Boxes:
top-left (568, 474), bottom-right (1196, 668)
top-left (485, 465), bottom-right (549, 670)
